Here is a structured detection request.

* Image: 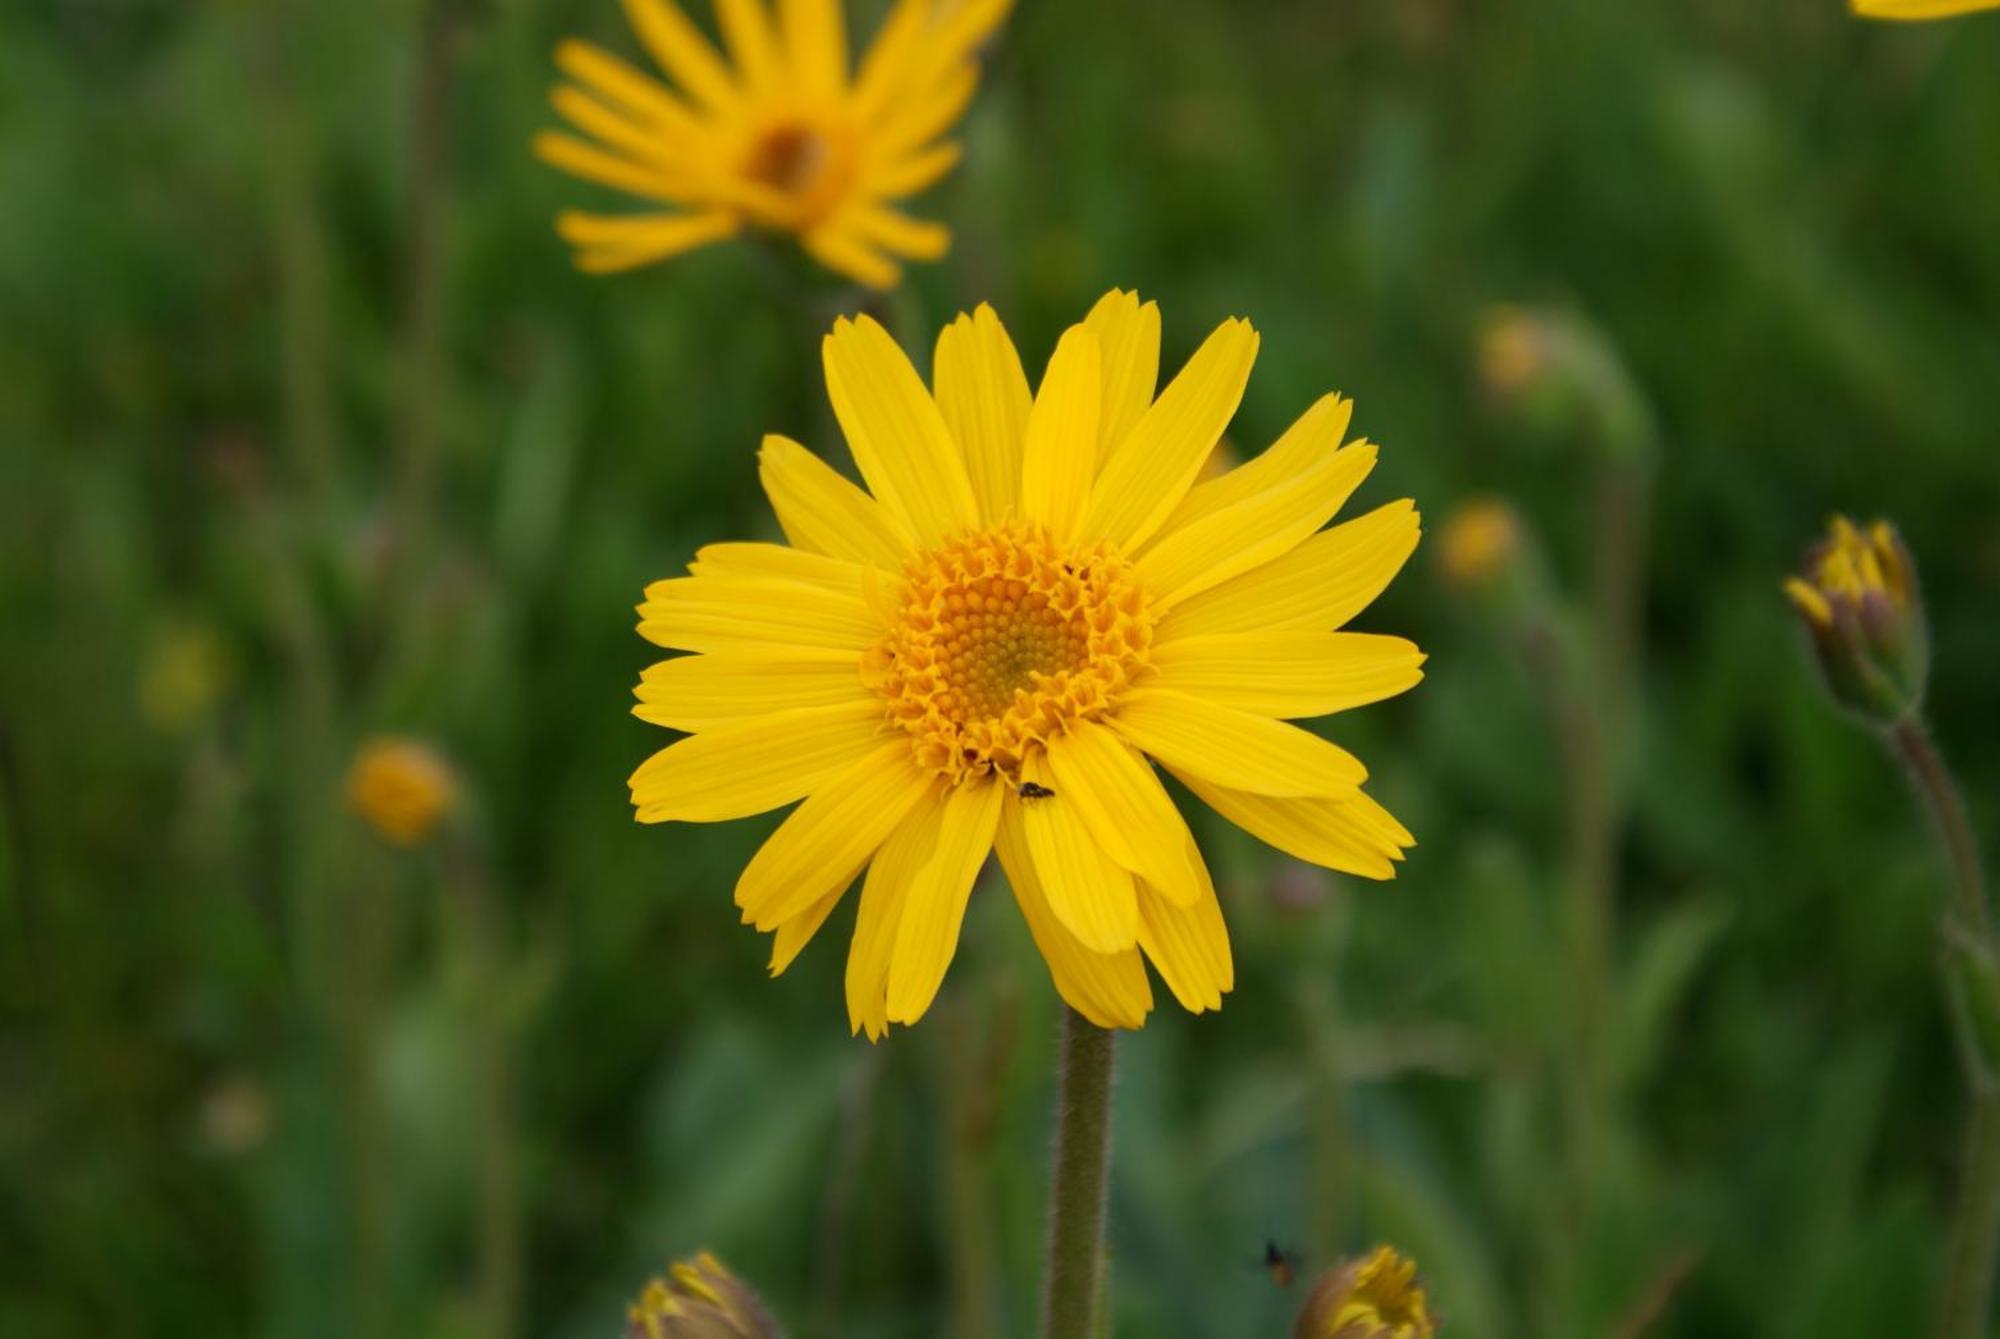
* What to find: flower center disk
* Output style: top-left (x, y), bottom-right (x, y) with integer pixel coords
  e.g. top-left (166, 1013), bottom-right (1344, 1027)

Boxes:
top-left (867, 522), bottom-right (1154, 785)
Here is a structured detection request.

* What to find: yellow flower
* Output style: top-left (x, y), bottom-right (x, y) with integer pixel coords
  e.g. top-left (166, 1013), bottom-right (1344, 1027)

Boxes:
top-left (627, 1252), bottom-right (781, 1339)
top-left (631, 293), bottom-right (1424, 1035)
top-left (535, 0), bottom-right (1010, 286)
top-left (346, 737), bottom-right (458, 848)
top-left (1784, 515), bottom-right (1927, 724)
top-left (1434, 497), bottom-right (1521, 591)
top-left (1292, 1246), bottom-right (1436, 1339)
top-left (1853, 0), bottom-right (2000, 19)
top-left (1474, 304), bottom-right (1550, 401)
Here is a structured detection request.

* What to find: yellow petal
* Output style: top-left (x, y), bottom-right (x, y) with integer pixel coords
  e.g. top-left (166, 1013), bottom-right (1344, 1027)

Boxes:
top-left (1041, 722), bottom-right (1199, 906)
top-left (934, 303), bottom-right (1031, 523)
top-left (552, 39), bottom-right (701, 131)
top-left (1158, 500), bottom-right (1421, 639)
top-left (769, 879), bottom-right (850, 975)
top-left (872, 63), bottom-right (976, 157)
top-left (736, 741), bottom-right (935, 929)
top-left (1149, 632), bottom-right (1425, 719)
top-left (622, 0), bottom-right (739, 109)
top-left (995, 796), bottom-right (1154, 1029)
top-left (534, 132), bottom-right (688, 206)
top-left (823, 315), bottom-right (981, 544)
top-left (1079, 318), bottom-right (1258, 550)
top-left (1136, 440), bottom-right (1377, 608)
top-left (1019, 757), bottom-right (1139, 952)
top-left (851, 0), bottom-right (928, 122)
top-left (688, 541), bottom-right (870, 590)
top-left (1158, 393), bottom-right (1353, 537)
top-left (1853, 0), bottom-right (2000, 18)
top-left (802, 227), bottom-right (903, 289)
top-left (548, 86), bottom-right (693, 177)
top-left (1110, 689), bottom-right (1366, 798)
top-left (845, 793), bottom-right (944, 1039)
top-left (780, 0), bottom-right (848, 97)
top-left (1135, 842), bottom-right (1233, 1013)
top-left (863, 141), bottom-right (962, 197)
top-left (558, 212), bottom-right (741, 272)
top-left (886, 776), bottom-right (1003, 1022)
top-left (633, 655), bottom-right (868, 732)
top-left (758, 434), bottom-right (915, 568)
top-left (1173, 769), bottom-right (1412, 880)
top-left (1082, 290), bottom-right (1160, 464)
top-left (629, 699), bottom-right (886, 822)
top-left (1018, 327), bottom-right (1102, 538)
top-left (716, 0), bottom-right (783, 93)
top-left (844, 203), bottom-right (951, 261)
top-left (636, 573), bottom-right (881, 654)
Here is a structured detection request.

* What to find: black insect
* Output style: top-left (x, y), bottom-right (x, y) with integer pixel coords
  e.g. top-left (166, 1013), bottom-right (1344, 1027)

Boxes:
top-left (1262, 1240), bottom-right (1301, 1289)
top-left (1019, 781), bottom-right (1056, 800)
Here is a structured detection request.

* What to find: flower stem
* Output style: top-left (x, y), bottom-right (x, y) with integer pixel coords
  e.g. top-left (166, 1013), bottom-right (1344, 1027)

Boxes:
top-left (1039, 1008), bottom-right (1116, 1339)
top-left (1888, 717), bottom-right (1999, 1338)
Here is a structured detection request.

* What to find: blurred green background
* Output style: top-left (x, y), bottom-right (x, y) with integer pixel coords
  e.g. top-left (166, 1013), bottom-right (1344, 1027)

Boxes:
top-left (5, 0), bottom-right (2000, 1335)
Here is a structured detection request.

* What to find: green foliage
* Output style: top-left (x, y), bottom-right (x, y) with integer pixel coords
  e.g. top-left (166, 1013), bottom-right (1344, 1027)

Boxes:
top-left (3, 1), bottom-right (1999, 1336)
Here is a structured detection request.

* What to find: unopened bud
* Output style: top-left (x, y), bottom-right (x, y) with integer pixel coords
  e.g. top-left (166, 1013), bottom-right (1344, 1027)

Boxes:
top-left (626, 1252), bottom-right (785, 1339)
top-left (1292, 1245), bottom-right (1437, 1339)
top-left (1783, 516), bottom-right (1927, 726)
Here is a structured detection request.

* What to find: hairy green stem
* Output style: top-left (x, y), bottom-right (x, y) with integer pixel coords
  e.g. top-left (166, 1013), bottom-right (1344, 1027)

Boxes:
top-left (1039, 1009), bottom-right (1116, 1339)
top-left (1941, 1094), bottom-right (2000, 1339)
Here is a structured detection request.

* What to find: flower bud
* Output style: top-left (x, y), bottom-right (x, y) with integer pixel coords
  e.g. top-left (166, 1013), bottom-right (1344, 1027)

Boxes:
top-left (1783, 516), bottom-right (1928, 726)
top-left (1436, 498), bottom-right (1524, 594)
top-left (626, 1252), bottom-right (785, 1339)
top-left (1476, 306), bottom-right (1552, 403)
top-left (1292, 1245), bottom-right (1437, 1339)
top-left (345, 736), bottom-right (458, 848)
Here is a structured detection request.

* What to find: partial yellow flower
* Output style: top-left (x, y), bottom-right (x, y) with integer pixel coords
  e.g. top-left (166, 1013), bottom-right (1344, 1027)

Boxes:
top-left (1291, 1246), bottom-right (1437, 1339)
top-left (629, 291), bottom-right (1424, 1037)
top-left (1784, 515), bottom-right (1928, 724)
top-left (1853, 0), bottom-right (2000, 19)
top-left (1435, 497), bottom-right (1521, 592)
top-left (627, 1252), bottom-right (782, 1338)
top-left (346, 737), bottom-right (458, 848)
top-left (535, 0), bottom-right (1010, 286)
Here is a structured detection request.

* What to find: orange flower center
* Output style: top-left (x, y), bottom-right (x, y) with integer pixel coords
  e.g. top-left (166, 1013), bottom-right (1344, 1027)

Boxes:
top-left (738, 119), bottom-right (853, 228)
top-left (866, 522), bottom-right (1155, 786)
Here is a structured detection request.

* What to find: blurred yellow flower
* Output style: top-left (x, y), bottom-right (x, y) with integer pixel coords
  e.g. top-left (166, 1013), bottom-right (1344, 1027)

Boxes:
top-left (1475, 304), bottom-right (1550, 401)
top-left (138, 622), bottom-right (231, 734)
top-left (629, 291), bottom-right (1424, 1037)
top-left (627, 1252), bottom-right (781, 1339)
top-left (1435, 497), bottom-right (1521, 591)
top-left (346, 737), bottom-right (458, 848)
top-left (535, 0), bottom-right (1010, 286)
top-left (1785, 515), bottom-right (1928, 723)
top-left (1292, 1246), bottom-right (1436, 1339)
top-left (1853, 0), bottom-right (2000, 19)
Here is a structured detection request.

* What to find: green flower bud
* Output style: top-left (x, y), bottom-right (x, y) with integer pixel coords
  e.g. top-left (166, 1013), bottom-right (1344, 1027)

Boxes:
top-left (1784, 516), bottom-right (1928, 726)
top-left (1292, 1245), bottom-right (1438, 1339)
top-left (626, 1253), bottom-right (784, 1339)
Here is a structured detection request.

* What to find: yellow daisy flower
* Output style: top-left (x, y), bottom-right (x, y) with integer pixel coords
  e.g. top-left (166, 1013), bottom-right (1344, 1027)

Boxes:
top-left (630, 292), bottom-right (1424, 1037)
top-left (1853, 0), bottom-right (2000, 18)
top-left (346, 737), bottom-right (458, 848)
top-left (534, 0), bottom-right (1010, 285)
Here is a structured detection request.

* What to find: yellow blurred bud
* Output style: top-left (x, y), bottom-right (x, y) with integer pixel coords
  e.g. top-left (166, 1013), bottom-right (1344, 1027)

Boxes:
top-left (1292, 1245), bottom-right (1437, 1339)
top-left (1852, 0), bottom-right (2000, 20)
top-left (627, 1252), bottom-right (783, 1339)
top-left (138, 622), bottom-right (231, 734)
top-left (1475, 305), bottom-right (1550, 401)
top-left (1436, 498), bottom-right (1523, 591)
top-left (345, 737), bottom-right (458, 848)
top-left (1784, 516), bottom-right (1927, 725)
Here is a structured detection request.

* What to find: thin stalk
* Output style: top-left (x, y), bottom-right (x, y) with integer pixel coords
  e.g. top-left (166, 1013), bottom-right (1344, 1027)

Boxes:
top-left (447, 844), bottom-right (519, 1339)
top-left (344, 868), bottom-right (395, 1339)
top-left (1890, 717), bottom-right (1998, 1338)
top-left (1039, 1009), bottom-right (1117, 1339)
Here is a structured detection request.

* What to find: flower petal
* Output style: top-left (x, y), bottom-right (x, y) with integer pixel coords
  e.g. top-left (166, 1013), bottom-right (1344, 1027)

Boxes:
top-left (1082, 289), bottom-right (1160, 464)
top-left (688, 541), bottom-right (870, 590)
top-left (633, 655), bottom-right (868, 732)
top-left (1079, 318), bottom-right (1258, 550)
top-left (1173, 769), bottom-right (1413, 880)
top-left (1135, 842), bottom-right (1233, 1013)
top-left (1149, 632), bottom-right (1425, 719)
top-left (716, 0), bottom-right (783, 93)
top-left (863, 141), bottom-right (962, 197)
top-left (823, 314), bottom-right (981, 543)
top-left (629, 699), bottom-right (887, 822)
top-left (1156, 393), bottom-right (1353, 537)
top-left (780, 0), bottom-right (847, 97)
top-left (1018, 756), bottom-right (1139, 951)
top-left (1018, 327), bottom-right (1102, 538)
top-left (802, 227), bottom-right (903, 289)
top-left (1110, 688), bottom-right (1366, 798)
top-left (1042, 722), bottom-right (1199, 906)
top-left (637, 573), bottom-right (881, 654)
top-left (996, 796), bottom-right (1153, 1030)
top-left (844, 203), bottom-right (950, 261)
top-left (736, 740), bottom-right (935, 929)
top-left (769, 879), bottom-right (852, 975)
top-left (758, 434), bottom-right (915, 568)
top-left (1158, 500), bottom-right (1421, 639)
top-left (935, 303), bottom-right (1031, 523)
top-left (845, 791), bottom-right (945, 1039)
top-left (886, 776), bottom-right (1003, 1023)
top-left (622, 0), bottom-right (739, 110)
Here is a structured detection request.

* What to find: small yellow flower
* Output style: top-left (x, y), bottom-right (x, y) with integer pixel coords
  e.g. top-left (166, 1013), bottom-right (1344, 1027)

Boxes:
top-left (535, 0), bottom-right (1010, 286)
top-left (1435, 498), bottom-right (1521, 591)
top-left (1475, 305), bottom-right (1550, 402)
top-left (630, 291), bottom-right (1424, 1037)
top-left (627, 1252), bottom-right (782, 1339)
top-left (1292, 1246), bottom-right (1437, 1339)
top-left (1784, 516), bottom-right (1927, 724)
top-left (346, 737), bottom-right (458, 848)
top-left (1853, 0), bottom-right (2000, 20)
